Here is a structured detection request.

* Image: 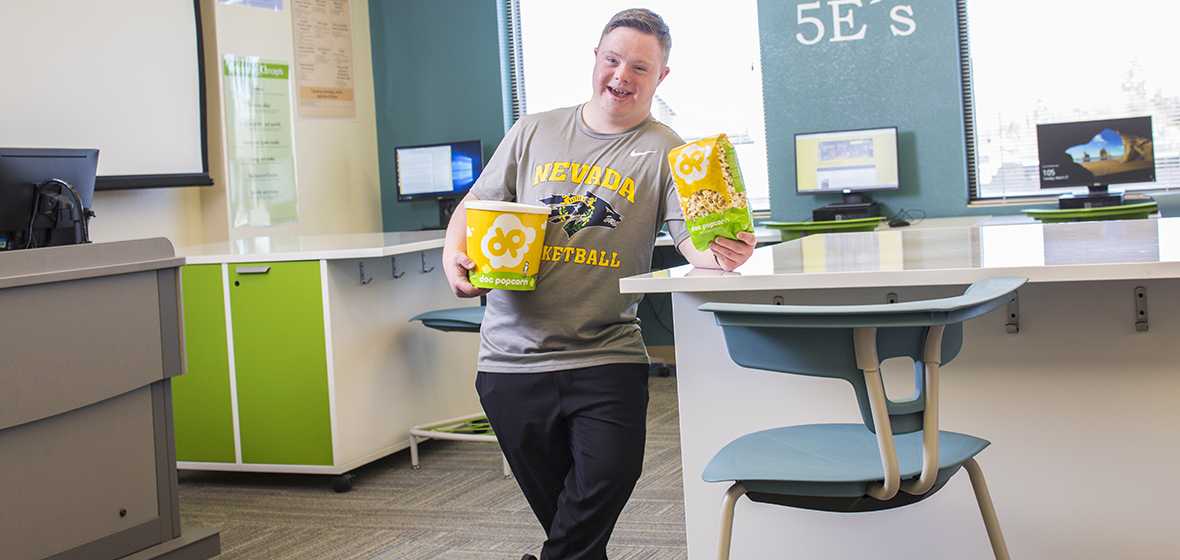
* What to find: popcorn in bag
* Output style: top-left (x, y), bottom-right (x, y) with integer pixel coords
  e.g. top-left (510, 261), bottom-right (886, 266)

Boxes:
top-left (668, 133), bottom-right (755, 252)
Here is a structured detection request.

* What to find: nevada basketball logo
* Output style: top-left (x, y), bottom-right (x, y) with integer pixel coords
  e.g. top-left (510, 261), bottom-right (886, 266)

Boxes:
top-left (540, 193), bottom-right (623, 238)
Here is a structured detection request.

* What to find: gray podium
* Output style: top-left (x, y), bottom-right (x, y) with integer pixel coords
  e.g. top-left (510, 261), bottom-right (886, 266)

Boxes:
top-left (0, 239), bottom-right (219, 560)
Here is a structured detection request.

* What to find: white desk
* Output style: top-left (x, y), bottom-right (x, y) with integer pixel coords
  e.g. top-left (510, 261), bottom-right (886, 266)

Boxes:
top-left (622, 218), bottom-right (1180, 559)
top-left (179, 231), bottom-right (450, 264)
top-left (653, 225), bottom-right (783, 247)
top-left (174, 233), bottom-right (481, 487)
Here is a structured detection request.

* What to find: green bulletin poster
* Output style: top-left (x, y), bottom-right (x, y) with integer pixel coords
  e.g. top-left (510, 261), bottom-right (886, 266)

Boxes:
top-left (224, 55), bottom-right (299, 227)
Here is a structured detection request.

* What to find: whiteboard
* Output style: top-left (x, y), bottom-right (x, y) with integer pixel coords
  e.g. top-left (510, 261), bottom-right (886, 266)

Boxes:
top-left (0, 0), bottom-right (209, 189)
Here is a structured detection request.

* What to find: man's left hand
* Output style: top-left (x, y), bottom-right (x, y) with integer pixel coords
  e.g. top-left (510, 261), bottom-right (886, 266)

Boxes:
top-left (709, 231), bottom-right (756, 272)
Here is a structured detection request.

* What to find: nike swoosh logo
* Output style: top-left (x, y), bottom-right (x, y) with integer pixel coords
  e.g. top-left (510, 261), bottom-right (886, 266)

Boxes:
top-left (630, 150), bottom-right (658, 157)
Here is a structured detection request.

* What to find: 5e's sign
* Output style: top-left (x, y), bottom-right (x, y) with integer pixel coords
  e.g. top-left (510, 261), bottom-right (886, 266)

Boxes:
top-left (795, 0), bottom-right (916, 45)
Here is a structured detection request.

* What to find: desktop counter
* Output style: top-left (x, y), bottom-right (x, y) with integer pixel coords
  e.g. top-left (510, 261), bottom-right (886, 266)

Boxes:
top-left (169, 226), bottom-right (779, 487)
top-left (622, 218), bottom-right (1180, 559)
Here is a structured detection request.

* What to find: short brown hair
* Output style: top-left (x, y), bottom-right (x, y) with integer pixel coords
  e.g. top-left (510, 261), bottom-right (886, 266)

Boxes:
top-left (599, 8), bottom-right (671, 66)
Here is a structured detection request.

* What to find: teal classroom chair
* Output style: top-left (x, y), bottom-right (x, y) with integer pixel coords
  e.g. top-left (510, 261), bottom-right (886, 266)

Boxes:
top-left (409, 305), bottom-right (511, 478)
top-left (1151, 192), bottom-right (1180, 218)
top-left (698, 276), bottom-right (1027, 560)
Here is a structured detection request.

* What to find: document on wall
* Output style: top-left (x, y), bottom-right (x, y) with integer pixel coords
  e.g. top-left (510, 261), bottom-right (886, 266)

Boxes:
top-left (220, 0), bottom-right (283, 11)
top-left (223, 55), bottom-right (300, 228)
top-left (291, 0), bottom-right (357, 120)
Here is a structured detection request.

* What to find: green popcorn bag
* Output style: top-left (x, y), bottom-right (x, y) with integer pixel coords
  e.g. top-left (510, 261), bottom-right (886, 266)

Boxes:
top-left (668, 133), bottom-right (755, 252)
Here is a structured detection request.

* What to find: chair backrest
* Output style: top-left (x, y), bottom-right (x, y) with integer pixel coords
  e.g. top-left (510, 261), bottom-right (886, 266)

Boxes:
top-left (699, 277), bottom-right (1026, 435)
top-left (1153, 192), bottom-right (1180, 218)
top-left (707, 322), bottom-right (959, 433)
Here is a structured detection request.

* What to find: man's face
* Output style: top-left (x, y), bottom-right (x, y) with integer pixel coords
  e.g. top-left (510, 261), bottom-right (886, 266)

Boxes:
top-left (589, 27), bottom-right (670, 132)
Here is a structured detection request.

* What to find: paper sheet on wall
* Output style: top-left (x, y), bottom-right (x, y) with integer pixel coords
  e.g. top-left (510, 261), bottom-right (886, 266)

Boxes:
top-left (292, 0), bottom-right (357, 120)
top-left (220, 0), bottom-right (283, 11)
top-left (223, 55), bottom-right (300, 228)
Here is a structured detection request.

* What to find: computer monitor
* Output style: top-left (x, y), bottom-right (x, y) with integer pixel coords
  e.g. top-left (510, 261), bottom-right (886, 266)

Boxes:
top-left (395, 140), bottom-right (483, 229)
top-left (1036, 116), bottom-right (1154, 208)
top-left (795, 126), bottom-right (900, 206)
top-left (0, 148), bottom-right (98, 251)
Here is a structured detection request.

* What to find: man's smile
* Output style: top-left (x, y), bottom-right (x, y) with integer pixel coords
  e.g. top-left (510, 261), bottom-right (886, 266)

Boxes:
top-left (607, 86), bottom-right (633, 99)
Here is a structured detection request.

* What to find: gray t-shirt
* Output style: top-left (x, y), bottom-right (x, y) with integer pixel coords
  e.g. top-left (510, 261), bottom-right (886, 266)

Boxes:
top-left (470, 104), bottom-right (689, 373)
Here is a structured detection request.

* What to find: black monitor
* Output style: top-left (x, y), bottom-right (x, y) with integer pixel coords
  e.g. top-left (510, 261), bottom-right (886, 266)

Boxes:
top-left (0, 148), bottom-right (98, 251)
top-left (1037, 116), bottom-right (1154, 208)
top-left (395, 140), bottom-right (483, 229)
top-left (795, 127), bottom-right (900, 205)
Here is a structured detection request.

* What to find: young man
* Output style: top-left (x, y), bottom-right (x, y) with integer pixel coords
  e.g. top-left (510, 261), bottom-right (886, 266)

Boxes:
top-left (441, 9), bottom-right (755, 560)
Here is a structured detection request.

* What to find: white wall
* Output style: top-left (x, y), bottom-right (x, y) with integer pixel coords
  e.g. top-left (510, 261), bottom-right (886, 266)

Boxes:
top-left (90, 0), bottom-right (383, 248)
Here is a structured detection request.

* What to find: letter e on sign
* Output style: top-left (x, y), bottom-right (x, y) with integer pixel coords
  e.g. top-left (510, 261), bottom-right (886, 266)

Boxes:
top-left (829, 0), bottom-right (867, 42)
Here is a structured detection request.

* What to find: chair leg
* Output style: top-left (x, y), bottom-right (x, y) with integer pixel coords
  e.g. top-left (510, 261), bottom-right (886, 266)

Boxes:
top-left (963, 458), bottom-right (1011, 560)
top-left (717, 482), bottom-right (746, 560)
top-left (501, 452), bottom-right (512, 479)
top-left (410, 434), bottom-right (421, 470)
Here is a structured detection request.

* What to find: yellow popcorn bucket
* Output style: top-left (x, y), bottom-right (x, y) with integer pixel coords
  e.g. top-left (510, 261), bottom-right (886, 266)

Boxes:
top-left (466, 200), bottom-right (549, 291)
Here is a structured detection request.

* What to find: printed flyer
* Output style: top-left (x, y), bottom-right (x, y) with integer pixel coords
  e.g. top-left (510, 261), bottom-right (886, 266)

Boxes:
top-left (223, 55), bottom-right (299, 227)
top-left (292, 0), bottom-right (357, 120)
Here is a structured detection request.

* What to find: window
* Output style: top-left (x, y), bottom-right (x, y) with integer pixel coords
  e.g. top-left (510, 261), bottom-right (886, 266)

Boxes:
top-left (964, 0), bottom-right (1180, 201)
top-left (512, 0), bottom-right (770, 210)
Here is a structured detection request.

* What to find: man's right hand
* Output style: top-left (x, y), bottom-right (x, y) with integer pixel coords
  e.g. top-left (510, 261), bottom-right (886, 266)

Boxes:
top-left (443, 250), bottom-right (491, 298)
top-left (441, 192), bottom-right (491, 298)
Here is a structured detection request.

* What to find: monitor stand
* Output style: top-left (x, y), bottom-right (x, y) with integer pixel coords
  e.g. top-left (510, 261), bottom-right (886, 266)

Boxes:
top-left (421, 198), bottom-right (460, 231)
top-left (1058, 185), bottom-right (1124, 209)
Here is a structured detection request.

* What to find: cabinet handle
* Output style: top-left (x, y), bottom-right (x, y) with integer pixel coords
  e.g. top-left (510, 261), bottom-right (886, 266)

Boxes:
top-left (236, 266), bottom-right (271, 274)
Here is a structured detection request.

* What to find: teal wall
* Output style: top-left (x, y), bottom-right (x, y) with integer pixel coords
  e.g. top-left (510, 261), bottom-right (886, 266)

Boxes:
top-left (369, 0), bottom-right (506, 232)
top-left (370, 2), bottom-right (1016, 230)
top-left (757, 0), bottom-right (1000, 221)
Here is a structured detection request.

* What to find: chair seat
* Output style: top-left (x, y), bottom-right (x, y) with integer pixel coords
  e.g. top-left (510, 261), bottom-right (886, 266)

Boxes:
top-left (409, 306), bottom-right (484, 333)
top-left (704, 423), bottom-right (989, 503)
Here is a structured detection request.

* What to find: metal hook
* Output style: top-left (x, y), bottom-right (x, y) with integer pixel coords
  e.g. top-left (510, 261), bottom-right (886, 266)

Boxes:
top-left (1135, 286), bottom-right (1149, 332)
top-left (391, 256), bottom-right (405, 279)
top-left (359, 262), bottom-right (372, 285)
top-left (1004, 292), bottom-right (1020, 334)
top-left (420, 252), bottom-right (435, 274)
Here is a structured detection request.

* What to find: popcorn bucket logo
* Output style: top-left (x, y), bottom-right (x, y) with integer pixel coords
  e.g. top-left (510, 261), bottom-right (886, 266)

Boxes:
top-left (481, 214), bottom-right (536, 269)
top-left (466, 201), bottom-right (548, 291)
top-left (672, 143), bottom-right (711, 185)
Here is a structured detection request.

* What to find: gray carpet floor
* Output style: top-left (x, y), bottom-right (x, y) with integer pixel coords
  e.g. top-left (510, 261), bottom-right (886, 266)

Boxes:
top-left (178, 375), bottom-right (687, 560)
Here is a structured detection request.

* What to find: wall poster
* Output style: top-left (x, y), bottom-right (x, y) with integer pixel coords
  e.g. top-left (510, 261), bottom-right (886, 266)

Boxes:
top-left (223, 55), bottom-right (300, 227)
top-left (292, 0), bottom-right (357, 120)
top-left (220, 0), bottom-right (283, 11)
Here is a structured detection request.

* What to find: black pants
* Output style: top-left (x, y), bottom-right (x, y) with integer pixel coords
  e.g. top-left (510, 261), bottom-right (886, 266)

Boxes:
top-left (476, 363), bottom-right (650, 560)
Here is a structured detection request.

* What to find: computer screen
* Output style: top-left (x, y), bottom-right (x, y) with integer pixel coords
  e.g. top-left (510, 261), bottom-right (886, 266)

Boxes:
top-left (0, 148), bottom-right (99, 251)
top-left (795, 127), bottom-right (899, 204)
top-left (1036, 116), bottom-right (1154, 194)
top-left (395, 140), bottom-right (483, 202)
top-left (395, 140), bottom-right (482, 229)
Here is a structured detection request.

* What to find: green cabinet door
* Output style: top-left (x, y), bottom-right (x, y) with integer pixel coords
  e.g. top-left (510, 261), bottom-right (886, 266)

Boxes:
top-left (174, 264), bottom-right (236, 463)
top-left (229, 261), bottom-right (333, 466)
